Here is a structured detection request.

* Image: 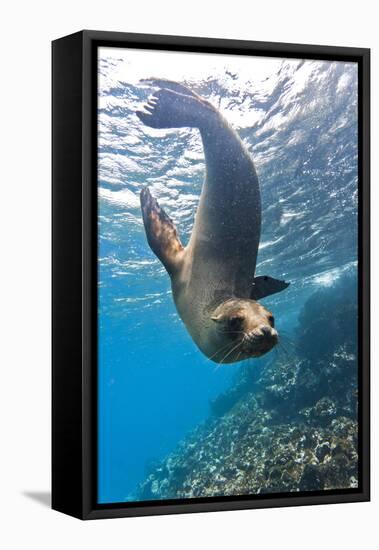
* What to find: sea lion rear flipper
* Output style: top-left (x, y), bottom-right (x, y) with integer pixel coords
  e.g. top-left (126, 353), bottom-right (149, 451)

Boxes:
top-left (251, 276), bottom-right (290, 301)
top-left (136, 87), bottom-right (215, 129)
top-left (140, 78), bottom-right (201, 99)
top-left (140, 187), bottom-right (185, 275)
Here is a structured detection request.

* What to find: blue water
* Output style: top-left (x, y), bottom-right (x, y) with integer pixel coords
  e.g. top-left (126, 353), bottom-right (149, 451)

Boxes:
top-left (97, 49), bottom-right (358, 503)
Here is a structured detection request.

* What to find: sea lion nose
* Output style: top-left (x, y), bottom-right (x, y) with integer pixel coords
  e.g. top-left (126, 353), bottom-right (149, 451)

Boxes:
top-left (260, 325), bottom-right (271, 337)
top-left (260, 325), bottom-right (278, 342)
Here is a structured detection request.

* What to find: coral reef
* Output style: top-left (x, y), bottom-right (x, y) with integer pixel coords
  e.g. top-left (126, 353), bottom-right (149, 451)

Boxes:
top-left (138, 275), bottom-right (358, 500)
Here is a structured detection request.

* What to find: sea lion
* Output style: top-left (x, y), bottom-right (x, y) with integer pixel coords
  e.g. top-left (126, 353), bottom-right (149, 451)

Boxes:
top-left (137, 79), bottom-right (289, 363)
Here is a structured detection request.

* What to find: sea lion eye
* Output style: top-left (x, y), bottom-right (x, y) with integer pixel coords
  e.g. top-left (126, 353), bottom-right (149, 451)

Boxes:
top-left (228, 316), bottom-right (243, 330)
top-left (268, 314), bottom-right (275, 327)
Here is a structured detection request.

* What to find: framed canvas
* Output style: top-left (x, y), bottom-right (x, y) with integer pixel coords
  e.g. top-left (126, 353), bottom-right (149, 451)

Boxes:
top-left (52, 30), bottom-right (370, 519)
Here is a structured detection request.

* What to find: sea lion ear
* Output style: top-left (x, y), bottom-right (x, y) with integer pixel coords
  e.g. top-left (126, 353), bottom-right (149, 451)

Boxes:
top-left (140, 187), bottom-right (185, 276)
top-left (211, 314), bottom-right (223, 323)
top-left (251, 275), bottom-right (290, 301)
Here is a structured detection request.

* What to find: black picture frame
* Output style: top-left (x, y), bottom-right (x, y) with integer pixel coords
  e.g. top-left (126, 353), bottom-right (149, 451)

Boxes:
top-left (52, 30), bottom-right (370, 520)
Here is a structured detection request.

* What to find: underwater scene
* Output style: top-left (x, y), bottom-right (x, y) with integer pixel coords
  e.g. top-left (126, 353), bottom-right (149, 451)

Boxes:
top-left (97, 48), bottom-right (359, 504)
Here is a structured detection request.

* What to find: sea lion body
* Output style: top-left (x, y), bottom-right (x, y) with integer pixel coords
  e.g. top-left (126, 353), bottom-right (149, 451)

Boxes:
top-left (172, 115), bottom-right (261, 357)
top-left (137, 80), bottom-right (289, 363)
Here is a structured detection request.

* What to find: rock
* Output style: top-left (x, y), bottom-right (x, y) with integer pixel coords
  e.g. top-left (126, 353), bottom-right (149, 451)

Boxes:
top-left (300, 464), bottom-right (324, 491)
top-left (136, 273), bottom-right (358, 500)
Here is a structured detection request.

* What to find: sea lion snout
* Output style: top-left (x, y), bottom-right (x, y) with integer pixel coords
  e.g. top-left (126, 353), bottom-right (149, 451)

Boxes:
top-left (243, 324), bottom-right (278, 356)
top-left (253, 324), bottom-right (278, 341)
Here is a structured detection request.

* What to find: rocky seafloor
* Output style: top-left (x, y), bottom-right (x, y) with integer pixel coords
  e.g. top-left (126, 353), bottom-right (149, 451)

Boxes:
top-left (138, 275), bottom-right (359, 500)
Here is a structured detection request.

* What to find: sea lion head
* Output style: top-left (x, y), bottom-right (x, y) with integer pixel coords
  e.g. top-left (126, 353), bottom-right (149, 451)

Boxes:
top-left (209, 298), bottom-right (278, 363)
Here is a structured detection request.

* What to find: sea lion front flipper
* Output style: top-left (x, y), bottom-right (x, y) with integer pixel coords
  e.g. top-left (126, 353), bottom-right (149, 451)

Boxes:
top-left (251, 276), bottom-right (290, 301)
top-left (140, 187), bottom-right (185, 276)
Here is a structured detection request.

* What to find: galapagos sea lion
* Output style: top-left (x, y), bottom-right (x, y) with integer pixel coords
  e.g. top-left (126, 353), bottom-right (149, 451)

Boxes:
top-left (137, 79), bottom-right (289, 363)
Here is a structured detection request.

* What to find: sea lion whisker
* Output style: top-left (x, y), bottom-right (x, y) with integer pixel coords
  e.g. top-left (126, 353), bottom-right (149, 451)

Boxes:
top-left (279, 332), bottom-right (298, 348)
top-left (211, 341), bottom-right (241, 372)
top-left (235, 349), bottom-right (243, 363)
top-left (219, 341), bottom-right (243, 366)
top-left (207, 340), bottom-right (235, 362)
top-left (217, 343), bottom-right (239, 367)
top-left (276, 340), bottom-right (296, 362)
top-left (279, 329), bottom-right (294, 338)
top-left (279, 331), bottom-right (295, 342)
top-left (280, 338), bottom-right (298, 352)
top-left (278, 334), bottom-right (298, 354)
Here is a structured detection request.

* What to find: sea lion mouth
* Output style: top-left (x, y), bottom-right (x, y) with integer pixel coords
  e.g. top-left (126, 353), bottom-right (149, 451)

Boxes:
top-left (209, 327), bottom-right (278, 363)
top-left (242, 327), bottom-right (278, 357)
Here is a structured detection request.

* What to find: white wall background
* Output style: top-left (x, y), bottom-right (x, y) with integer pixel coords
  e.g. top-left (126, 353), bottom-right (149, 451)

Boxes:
top-left (0, 1), bottom-right (376, 548)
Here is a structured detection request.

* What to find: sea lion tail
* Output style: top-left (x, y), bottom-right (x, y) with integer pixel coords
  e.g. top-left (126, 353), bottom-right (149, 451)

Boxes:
top-left (136, 85), bottom-right (216, 130)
